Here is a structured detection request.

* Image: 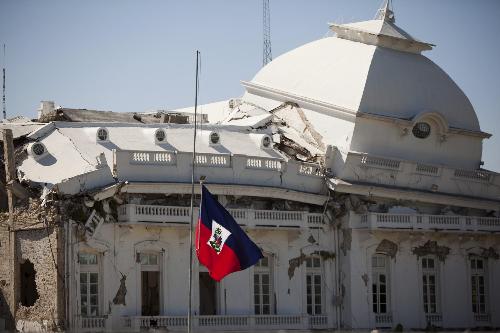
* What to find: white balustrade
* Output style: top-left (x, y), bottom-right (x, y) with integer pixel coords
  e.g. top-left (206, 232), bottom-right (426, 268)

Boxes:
top-left (474, 313), bottom-right (491, 322)
top-left (195, 153), bottom-right (231, 167)
top-left (415, 163), bottom-right (439, 176)
top-left (307, 213), bottom-right (324, 226)
top-left (360, 155), bottom-right (400, 170)
top-left (118, 204), bottom-right (325, 229)
top-left (425, 314), bottom-right (442, 323)
top-left (125, 315), bottom-right (329, 331)
top-left (255, 315), bottom-right (301, 326)
top-left (130, 151), bottom-right (176, 165)
top-left (352, 212), bottom-right (500, 233)
top-left (454, 169), bottom-right (492, 182)
top-left (374, 313), bottom-right (393, 325)
top-left (308, 315), bottom-right (328, 328)
top-left (199, 315), bottom-right (248, 327)
top-left (476, 217), bottom-right (500, 231)
top-left (80, 317), bottom-right (107, 331)
top-left (298, 163), bottom-right (324, 177)
top-left (343, 152), bottom-right (500, 201)
top-left (246, 157), bottom-right (282, 171)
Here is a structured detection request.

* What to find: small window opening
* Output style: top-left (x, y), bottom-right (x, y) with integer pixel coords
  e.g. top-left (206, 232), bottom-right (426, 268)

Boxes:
top-left (262, 136), bottom-right (272, 148)
top-left (155, 129), bottom-right (166, 142)
top-left (97, 128), bottom-right (108, 141)
top-left (412, 122), bottom-right (431, 139)
top-left (32, 143), bottom-right (46, 156)
top-left (20, 260), bottom-right (39, 307)
top-left (210, 132), bottom-right (220, 145)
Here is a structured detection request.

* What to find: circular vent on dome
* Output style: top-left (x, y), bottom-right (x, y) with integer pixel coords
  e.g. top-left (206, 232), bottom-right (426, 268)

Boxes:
top-left (32, 143), bottom-right (45, 156)
top-left (28, 142), bottom-right (48, 159)
top-left (155, 129), bottom-right (166, 143)
top-left (209, 132), bottom-right (220, 145)
top-left (262, 135), bottom-right (272, 148)
top-left (97, 128), bottom-right (109, 142)
top-left (412, 122), bottom-right (431, 139)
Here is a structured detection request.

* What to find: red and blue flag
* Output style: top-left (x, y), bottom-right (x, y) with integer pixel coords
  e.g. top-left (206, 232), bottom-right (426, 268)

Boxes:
top-left (196, 185), bottom-right (263, 281)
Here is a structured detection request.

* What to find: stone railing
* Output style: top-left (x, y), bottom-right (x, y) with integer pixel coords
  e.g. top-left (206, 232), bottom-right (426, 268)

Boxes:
top-left (474, 313), bottom-right (491, 322)
top-left (374, 313), bottom-right (393, 326)
top-left (79, 316), bottom-right (108, 332)
top-left (351, 213), bottom-right (500, 233)
top-left (125, 315), bottom-right (330, 331)
top-left (113, 150), bottom-right (325, 194)
top-left (425, 313), bottom-right (442, 324)
top-left (339, 152), bottom-right (500, 201)
top-left (118, 204), bottom-right (325, 229)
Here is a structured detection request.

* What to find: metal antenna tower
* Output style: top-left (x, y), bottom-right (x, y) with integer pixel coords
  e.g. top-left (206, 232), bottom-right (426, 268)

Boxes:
top-left (262, 0), bottom-right (272, 66)
top-left (2, 44), bottom-right (6, 120)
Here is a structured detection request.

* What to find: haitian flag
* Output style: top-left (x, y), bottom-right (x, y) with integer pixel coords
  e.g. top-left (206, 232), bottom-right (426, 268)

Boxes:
top-left (196, 185), bottom-right (263, 281)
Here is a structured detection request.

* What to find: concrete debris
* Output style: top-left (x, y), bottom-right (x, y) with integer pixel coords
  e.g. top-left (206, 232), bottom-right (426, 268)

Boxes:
top-left (0, 198), bottom-right (59, 230)
top-left (38, 107), bottom-right (190, 125)
top-left (277, 135), bottom-right (314, 162)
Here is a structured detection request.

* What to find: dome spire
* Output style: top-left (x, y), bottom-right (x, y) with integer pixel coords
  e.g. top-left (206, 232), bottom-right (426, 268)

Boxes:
top-left (376, 0), bottom-right (395, 23)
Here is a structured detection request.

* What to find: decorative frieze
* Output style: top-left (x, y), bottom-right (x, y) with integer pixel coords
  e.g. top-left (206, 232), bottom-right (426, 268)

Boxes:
top-left (412, 240), bottom-right (450, 262)
top-left (375, 239), bottom-right (398, 258)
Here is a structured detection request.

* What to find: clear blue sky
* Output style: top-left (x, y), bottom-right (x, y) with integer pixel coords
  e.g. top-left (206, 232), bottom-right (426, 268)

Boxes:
top-left (1, 0), bottom-right (499, 171)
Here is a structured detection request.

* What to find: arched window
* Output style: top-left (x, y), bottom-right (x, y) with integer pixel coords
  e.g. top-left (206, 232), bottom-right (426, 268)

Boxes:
top-left (371, 254), bottom-right (390, 315)
top-left (305, 255), bottom-right (323, 315)
top-left (254, 255), bottom-right (274, 314)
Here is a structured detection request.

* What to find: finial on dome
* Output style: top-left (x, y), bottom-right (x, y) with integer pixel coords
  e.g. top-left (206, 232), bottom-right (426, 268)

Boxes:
top-left (376, 0), bottom-right (395, 23)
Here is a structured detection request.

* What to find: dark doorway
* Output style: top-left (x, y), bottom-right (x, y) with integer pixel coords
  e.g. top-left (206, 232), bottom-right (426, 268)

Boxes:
top-left (141, 271), bottom-right (160, 316)
top-left (20, 260), bottom-right (39, 307)
top-left (199, 272), bottom-right (217, 315)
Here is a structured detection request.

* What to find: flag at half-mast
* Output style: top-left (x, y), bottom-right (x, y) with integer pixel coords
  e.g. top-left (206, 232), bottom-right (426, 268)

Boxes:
top-left (196, 185), bottom-right (263, 281)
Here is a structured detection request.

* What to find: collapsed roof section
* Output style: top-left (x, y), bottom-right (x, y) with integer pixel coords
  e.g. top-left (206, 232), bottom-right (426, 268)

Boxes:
top-left (13, 106), bottom-right (329, 198)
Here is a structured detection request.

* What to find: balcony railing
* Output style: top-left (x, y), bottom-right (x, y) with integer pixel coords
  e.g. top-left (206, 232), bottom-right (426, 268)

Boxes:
top-left (374, 313), bottom-right (393, 326)
top-left (474, 313), bottom-right (491, 323)
top-left (351, 212), bottom-right (500, 233)
top-left (338, 152), bottom-right (499, 201)
top-left (113, 150), bottom-right (325, 194)
top-left (118, 204), bottom-right (325, 229)
top-left (124, 315), bottom-right (329, 331)
top-left (425, 313), bottom-right (442, 324)
top-left (78, 316), bottom-right (108, 332)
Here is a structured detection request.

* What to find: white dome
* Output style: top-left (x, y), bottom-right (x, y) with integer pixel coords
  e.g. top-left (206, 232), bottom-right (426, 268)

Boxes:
top-left (250, 33), bottom-right (480, 132)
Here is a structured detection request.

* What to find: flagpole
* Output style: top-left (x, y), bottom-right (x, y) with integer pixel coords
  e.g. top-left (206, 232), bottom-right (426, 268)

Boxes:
top-left (188, 50), bottom-right (200, 333)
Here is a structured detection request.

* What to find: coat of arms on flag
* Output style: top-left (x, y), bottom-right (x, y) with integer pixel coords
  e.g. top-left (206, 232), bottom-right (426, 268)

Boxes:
top-left (196, 185), bottom-right (263, 281)
top-left (208, 221), bottom-right (231, 254)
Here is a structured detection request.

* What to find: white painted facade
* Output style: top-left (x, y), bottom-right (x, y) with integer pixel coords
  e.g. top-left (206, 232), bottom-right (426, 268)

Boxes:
top-left (15, 3), bottom-right (500, 331)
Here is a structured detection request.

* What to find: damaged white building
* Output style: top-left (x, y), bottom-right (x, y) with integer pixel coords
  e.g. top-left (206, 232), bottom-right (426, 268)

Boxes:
top-left (1, 4), bottom-right (500, 332)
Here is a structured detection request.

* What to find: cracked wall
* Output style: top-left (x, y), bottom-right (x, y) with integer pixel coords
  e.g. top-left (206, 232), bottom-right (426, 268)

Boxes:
top-left (0, 223), bottom-right (12, 327)
top-left (15, 227), bottom-right (64, 331)
top-left (0, 197), bottom-right (65, 331)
